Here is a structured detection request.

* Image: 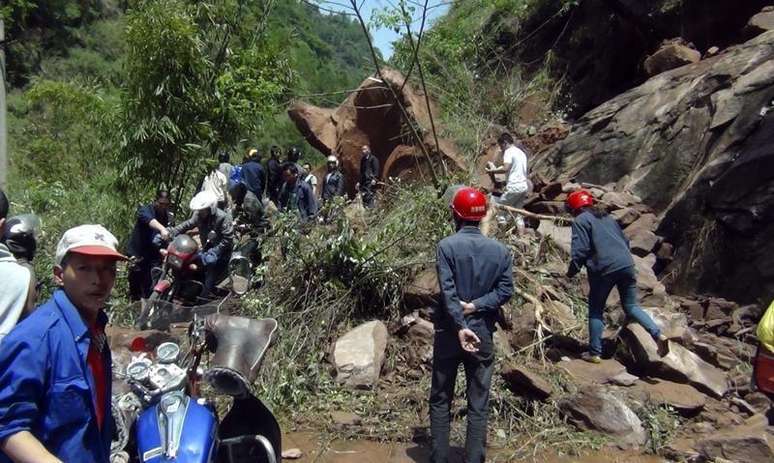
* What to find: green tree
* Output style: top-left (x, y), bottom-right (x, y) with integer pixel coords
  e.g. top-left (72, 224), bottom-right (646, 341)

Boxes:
top-left (115, 0), bottom-right (293, 196)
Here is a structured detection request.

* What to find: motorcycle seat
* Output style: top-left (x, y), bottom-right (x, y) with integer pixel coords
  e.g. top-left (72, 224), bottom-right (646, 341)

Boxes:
top-left (203, 315), bottom-right (278, 397)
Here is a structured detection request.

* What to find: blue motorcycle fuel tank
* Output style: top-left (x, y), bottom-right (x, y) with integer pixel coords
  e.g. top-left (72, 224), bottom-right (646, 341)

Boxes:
top-left (136, 392), bottom-right (217, 463)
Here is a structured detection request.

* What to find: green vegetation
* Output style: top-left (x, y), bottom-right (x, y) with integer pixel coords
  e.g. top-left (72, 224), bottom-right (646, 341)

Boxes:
top-left (5, 0), bottom-right (372, 296)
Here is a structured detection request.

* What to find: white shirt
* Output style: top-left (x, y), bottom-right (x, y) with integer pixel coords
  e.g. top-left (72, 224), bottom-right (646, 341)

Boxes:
top-left (304, 174), bottom-right (318, 195)
top-left (202, 169), bottom-right (228, 202)
top-left (503, 145), bottom-right (528, 192)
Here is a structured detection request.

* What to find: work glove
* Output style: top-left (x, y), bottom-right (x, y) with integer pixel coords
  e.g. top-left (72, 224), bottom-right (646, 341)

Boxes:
top-left (200, 249), bottom-right (219, 266)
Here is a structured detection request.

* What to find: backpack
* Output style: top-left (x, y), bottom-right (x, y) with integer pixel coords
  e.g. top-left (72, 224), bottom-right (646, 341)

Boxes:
top-left (228, 165), bottom-right (243, 190)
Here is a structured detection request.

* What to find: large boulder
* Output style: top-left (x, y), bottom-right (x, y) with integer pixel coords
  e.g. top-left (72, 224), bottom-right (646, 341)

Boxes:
top-left (558, 388), bottom-right (647, 447)
top-left (621, 323), bottom-right (729, 398)
top-left (332, 321), bottom-right (389, 388)
top-left (633, 379), bottom-right (707, 415)
top-left (288, 69), bottom-right (466, 196)
top-left (533, 30), bottom-right (774, 305)
top-left (558, 358), bottom-right (628, 386)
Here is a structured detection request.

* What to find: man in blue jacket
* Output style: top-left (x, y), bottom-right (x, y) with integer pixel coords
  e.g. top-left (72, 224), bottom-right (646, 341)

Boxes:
top-left (0, 224), bottom-right (126, 463)
top-left (431, 187), bottom-right (513, 463)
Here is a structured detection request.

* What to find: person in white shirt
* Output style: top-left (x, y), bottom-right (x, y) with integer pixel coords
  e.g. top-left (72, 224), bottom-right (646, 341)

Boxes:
top-left (303, 163), bottom-right (319, 197)
top-left (486, 133), bottom-right (530, 231)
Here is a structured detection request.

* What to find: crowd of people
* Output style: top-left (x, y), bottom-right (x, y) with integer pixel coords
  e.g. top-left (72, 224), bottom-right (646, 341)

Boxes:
top-left (2, 131), bottom-right (762, 463)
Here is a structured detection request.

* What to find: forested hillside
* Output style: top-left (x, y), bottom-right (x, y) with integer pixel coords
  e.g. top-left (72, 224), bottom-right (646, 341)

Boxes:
top-left (2, 0), bottom-right (373, 292)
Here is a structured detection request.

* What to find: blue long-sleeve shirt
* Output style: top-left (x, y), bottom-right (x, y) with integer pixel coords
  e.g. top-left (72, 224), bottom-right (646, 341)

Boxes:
top-left (242, 160), bottom-right (266, 199)
top-left (0, 290), bottom-right (112, 463)
top-left (568, 210), bottom-right (634, 277)
top-left (435, 226), bottom-right (513, 332)
top-left (278, 180), bottom-right (319, 223)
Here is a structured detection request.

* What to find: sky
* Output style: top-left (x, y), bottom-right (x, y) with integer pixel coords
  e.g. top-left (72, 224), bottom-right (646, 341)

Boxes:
top-left (314, 0), bottom-right (451, 59)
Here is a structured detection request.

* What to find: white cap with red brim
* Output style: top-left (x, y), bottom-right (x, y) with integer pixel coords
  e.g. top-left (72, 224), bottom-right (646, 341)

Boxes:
top-left (55, 224), bottom-right (128, 266)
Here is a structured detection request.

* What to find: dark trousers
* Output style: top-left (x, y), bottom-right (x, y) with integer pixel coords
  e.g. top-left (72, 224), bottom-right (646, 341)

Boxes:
top-left (430, 326), bottom-right (494, 463)
top-left (361, 185), bottom-right (376, 208)
top-left (128, 259), bottom-right (156, 301)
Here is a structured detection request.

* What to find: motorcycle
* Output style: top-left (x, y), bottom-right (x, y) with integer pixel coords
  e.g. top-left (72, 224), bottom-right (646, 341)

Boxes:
top-left (113, 312), bottom-right (281, 463)
top-left (136, 233), bottom-right (207, 330)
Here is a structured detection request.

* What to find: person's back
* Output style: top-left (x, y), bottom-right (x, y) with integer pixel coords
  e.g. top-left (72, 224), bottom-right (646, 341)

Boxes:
top-left (435, 227), bottom-right (511, 331)
top-left (0, 244), bottom-right (31, 342)
top-left (571, 209), bottom-right (633, 276)
top-left (242, 159), bottom-right (265, 198)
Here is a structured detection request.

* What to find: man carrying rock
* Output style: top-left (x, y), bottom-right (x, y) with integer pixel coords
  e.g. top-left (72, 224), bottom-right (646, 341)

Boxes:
top-left (486, 133), bottom-right (529, 232)
top-left (431, 186), bottom-right (513, 463)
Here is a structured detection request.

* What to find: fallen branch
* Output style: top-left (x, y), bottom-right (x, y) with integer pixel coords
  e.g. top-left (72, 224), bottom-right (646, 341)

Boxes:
top-left (495, 203), bottom-right (573, 223)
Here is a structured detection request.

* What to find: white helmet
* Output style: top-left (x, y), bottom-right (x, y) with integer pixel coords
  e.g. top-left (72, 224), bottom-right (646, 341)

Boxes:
top-left (326, 155), bottom-right (338, 166)
top-left (190, 190), bottom-right (218, 213)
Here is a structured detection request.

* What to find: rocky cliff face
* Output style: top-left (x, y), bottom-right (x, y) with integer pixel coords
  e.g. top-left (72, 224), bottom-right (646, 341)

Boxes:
top-left (533, 30), bottom-right (774, 304)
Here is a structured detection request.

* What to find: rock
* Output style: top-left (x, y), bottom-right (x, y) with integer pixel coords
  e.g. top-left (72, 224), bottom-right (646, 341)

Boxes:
top-left (288, 68), bottom-right (467, 197)
top-left (509, 302), bottom-right (538, 350)
top-left (526, 201), bottom-right (566, 215)
top-left (540, 181), bottom-right (564, 200)
top-left (641, 306), bottom-right (694, 343)
top-left (623, 213), bottom-right (658, 239)
top-left (644, 41), bottom-right (701, 76)
top-left (403, 268), bottom-right (439, 309)
top-left (558, 358), bottom-right (627, 385)
top-left (537, 220), bottom-right (572, 254)
top-left (629, 230), bottom-right (660, 256)
top-left (332, 321), bottom-right (388, 388)
top-left (620, 323), bottom-right (729, 398)
top-left (559, 388), bottom-right (647, 447)
top-left (696, 421), bottom-right (774, 463)
top-left (562, 182), bottom-right (582, 193)
top-left (656, 242), bottom-right (674, 261)
top-left (601, 191), bottom-right (641, 208)
top-left (608, 371), bottom-right (640, 387)
top-left (745, 6), bottom-right (774, 38)
top-left (637, 379), bottom-right (707, 415)
top-left (331, 411), bottom-right (362, 428)
top-left (706, 46), bottom-right (720, 57)
top-left (501, 365), bottom-right (553, 400)
top-left (281, 448), bottom-right (303, 460)
top-left (611, 207), bottom-right (640, 228)
top-left (743, 392), bottom-right (772, 413)
top-left (532, 30), bottom-right (774, 305)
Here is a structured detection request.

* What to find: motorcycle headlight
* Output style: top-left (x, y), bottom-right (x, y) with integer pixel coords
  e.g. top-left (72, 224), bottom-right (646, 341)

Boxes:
top-left (168, 255), bottom-right (183, 270)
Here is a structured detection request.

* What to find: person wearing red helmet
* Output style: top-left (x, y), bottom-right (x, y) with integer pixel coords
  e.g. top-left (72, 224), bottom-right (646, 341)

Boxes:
top-left (566, 190), bottom-right (669, 363)
top-left (430, 186), bottom-right (513, 463)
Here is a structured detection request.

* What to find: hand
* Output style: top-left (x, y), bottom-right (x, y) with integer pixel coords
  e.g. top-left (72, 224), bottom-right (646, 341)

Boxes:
top-left (461, 301), bottom-right (476, 316)
top-left (458, 328), bottom-right (481, 353)
top-left (160, 227), bottom-right (170, 241)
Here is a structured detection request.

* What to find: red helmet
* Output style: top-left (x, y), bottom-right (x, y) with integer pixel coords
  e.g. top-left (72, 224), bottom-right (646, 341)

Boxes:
top-left (566, 189), bottom-right (595, 211)
top-left (452, 187), bottom-right (488, 221)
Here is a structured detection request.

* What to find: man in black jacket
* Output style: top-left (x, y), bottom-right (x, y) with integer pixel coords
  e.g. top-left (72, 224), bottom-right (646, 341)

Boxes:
top-left (321, 155), bottom-right (345, 203)
top-left (266, 146), bottom-right (282, 205)
top-left (358, 145), bottom-right (379, 208)
top-left (431, 186), bottom-right (513, 463)
top-left (278, 163), bottom-right (318, 224)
